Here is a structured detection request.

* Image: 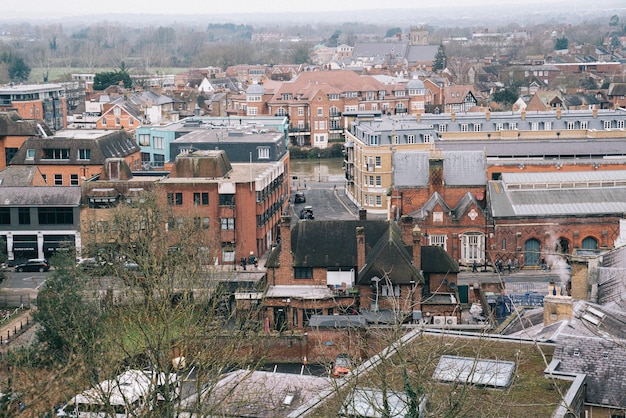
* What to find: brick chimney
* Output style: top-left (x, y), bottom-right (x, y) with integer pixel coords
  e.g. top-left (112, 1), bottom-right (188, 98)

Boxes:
top-left (356, 226), bottom-right (366, 273)
top-left (400, 215), bottom-right (414, 246)
top-left (412, 226), bottom-right (422, 270)
top-left (543, 280), bottom-right (573, 326)
top-left (276, 215), bottom-right (293, 284)
top-left (592, 105), bottom-right (598, 119)
top-left (556, 107), bottom-right (562, 120)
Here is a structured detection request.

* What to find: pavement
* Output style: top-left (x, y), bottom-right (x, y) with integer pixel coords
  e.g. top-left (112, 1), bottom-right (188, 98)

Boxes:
top-left (0, 308), bottom-right (35, 352)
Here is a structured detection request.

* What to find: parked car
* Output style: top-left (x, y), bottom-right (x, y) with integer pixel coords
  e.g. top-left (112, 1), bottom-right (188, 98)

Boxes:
top-left (76, 257), bottom-right (98, 270)
top-left (14, 259), bottom-right (50, 273)
top-left (332, 353), bottom-right (352, 378)
top-left (300, 206), bottom-right (314, 220)
top-left (294, 191), bottom-right (306, 203)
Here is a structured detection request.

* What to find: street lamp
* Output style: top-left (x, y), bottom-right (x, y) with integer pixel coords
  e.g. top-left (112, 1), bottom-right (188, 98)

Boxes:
top-left (371, 276), bottom-right (381, 312)
top-left (317, 153), bottom-right (321, 182)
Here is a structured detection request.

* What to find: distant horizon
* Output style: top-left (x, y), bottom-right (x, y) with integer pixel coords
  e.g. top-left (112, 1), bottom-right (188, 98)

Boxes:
top-left (2, 0), bottom-right (617, 22)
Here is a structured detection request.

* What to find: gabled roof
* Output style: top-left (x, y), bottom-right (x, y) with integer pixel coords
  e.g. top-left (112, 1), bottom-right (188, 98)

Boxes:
top-left (357, 222), bottom-right (422, 285)
top-left (0, 166), bottom-right (43, 186)
top-left (608, 82), bottom-right (626, 96)
top-left (268, 220), bottom-right (423, 285)
top-left (409, 191), bottom-right (451, 220)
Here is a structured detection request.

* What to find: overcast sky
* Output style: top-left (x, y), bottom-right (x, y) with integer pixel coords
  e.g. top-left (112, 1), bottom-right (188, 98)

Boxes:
top-left (5, 0), bottom-right (567, 19)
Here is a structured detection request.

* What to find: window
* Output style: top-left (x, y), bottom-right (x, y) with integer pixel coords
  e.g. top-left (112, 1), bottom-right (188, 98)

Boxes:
top-left (423, 134), bottom-right (432, 143)
top-left (258, 147), bottom-right (270, 159)
top-left (618, 120), bottom-right (625, 129)
top-left (38, 207), bottom-right (74, 224)
top-left (604, 120), bottom-right (611, 129)
top-left (461, 124), bottom-right (469, 132)
top-left (220, 218), bottom-right (235, 230)
top-left (54, 174), bottom-right (63, 186)
top-left (167, 192), bottom-right (183, 206)
top-left (509, 122), bottom-right (517, 130)
top-left (369, 135), bottom-right (378, 146)
top-left (531, 122), bottom-right (539, 131)
top-left (153, 136), bottom-right (165, 150)
top-left (153, 154), bottom-right (165, 167)
top-left (247, 107), bottom-right (257, 116)
top-left (42, 148), bottom-right (70, 159)
top-left (114, 107), bottom-right (121, 116)
top-left (298, 121), bottom-right (305, 129)
top-left (138, 134), bottom-right (151, 146)
top-left (202, 217), bottom-right (210, 229)
top-left (369, 176), bottom-right (374, 186)
top-left (502, 239), bottom-right (507, 250)
top-left (194, 192), bottom-right (209, 205)
top-left (18, 207), bottom-right (30, 225)
top-left (429, 234), bottom-right (447, 250)
top-left (473, 123), bottom-right (481, 132)
top-left (222, 244), bottom-right (235, 262)
top-left (0, 208), bottom-right (10, 225)
top-left (375, 176), bottom-right (381, 186)
top-left (580, 121), bottom-right (588, 129)
top-left (567, 121), bottom-right (576, 130)
top-left (460, 232), bottom-right (484, 263)
top-left (115, 118), bottom-right (120, 126)
top-left (276, 108), bottom-right (287, 116)
top-left (496, 123), bottom-right (504, 131)
top-left (380, 284), bottom-right (400, 297)
top-left (392, 135), bottom-right (399, 144)
top-left (375, 195), bottom-right (382, 206)
top-left (544, 121), bottom-right (552, 130)
top-left (26, 149), bottom-right (35, 160)
top-left (102, 118), bottom-right (107, 126)
top-left (294, 267), bottom-right (313, 279)
top-left (298, 107), bottom-right (304, 116)
top-left (439, 124), bottom-right (447, 133)
top-left (78, 149), bottom-right (91, 160)
top-left (219, 194), bottom-right (235, 206)
top-left (375, 156), bottom-right (381, 167)
top-left (70, 174), bottom-right (79, 186)
top-left (407, 134), bottom-right (415, 144)
top-left (317, 107), bottom-right (323, 116)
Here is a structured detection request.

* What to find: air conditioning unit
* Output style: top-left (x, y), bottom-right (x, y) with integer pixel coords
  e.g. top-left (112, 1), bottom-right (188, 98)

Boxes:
top-left (445, 316), bottom-right (458, 325)
top-left (433, 316), bottom-right (446, 326)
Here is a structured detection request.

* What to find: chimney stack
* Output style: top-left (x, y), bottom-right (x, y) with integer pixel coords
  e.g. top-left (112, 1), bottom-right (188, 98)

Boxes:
top-left (543, 281), bottom-right (573, 326)
top-left (356, 226), bottom-right (366, 273)
top-left (412, 226), bottom-right (423, 270)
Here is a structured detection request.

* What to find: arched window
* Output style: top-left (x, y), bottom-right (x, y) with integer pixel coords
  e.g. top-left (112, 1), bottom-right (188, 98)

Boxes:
top-left (524, 238), bottom-right (541, 267)
top-left (581, 237), bottom-right (598, 250)
top-left (555, 237), bottom-right (570, 254)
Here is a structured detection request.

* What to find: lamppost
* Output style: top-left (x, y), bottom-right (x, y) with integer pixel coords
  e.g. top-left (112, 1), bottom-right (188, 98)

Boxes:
top-left (317, 153), bottom-right (321, 182)
top-left (371, 276), bottom-right (381, 312)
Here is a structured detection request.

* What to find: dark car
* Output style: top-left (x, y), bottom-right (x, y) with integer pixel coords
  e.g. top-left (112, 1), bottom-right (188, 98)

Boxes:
top-left (294, 191), bottom-right (306, 203)
top-left (299, 206), bottom-right (314, 220)
top-left (14, 259), bottom-right (50, 273)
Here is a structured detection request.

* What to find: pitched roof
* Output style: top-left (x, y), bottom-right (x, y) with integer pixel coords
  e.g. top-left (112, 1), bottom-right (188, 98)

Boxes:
top-left (10, 129), bottom-right (139, 165)
top-left (0, 186), bottom-right (81, 206)
top-left (0, 166), bottom-right (42, 186)
top-left (0, 112), bottom-right (52, 136)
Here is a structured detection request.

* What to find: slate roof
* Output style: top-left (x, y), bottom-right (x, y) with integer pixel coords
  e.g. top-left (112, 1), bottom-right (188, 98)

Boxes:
top-left (0, 186), bottom-right (81, 206)
top-left (421, 245), bottom-right (460, 274)
top-left (0, 166), bottom-right (41, 186)
top-left (608, 83), bottom-right (626, 96)
top-left (267, 220), bottom-right (424, 285)
top-left (0, 112), bottom-right (53, 136)
top-left (506, 300), bottom-right (626, 408)
top-left (406, 45), bottom-right (439, 63)
top-left (10, 129), bottom-right (139, 165)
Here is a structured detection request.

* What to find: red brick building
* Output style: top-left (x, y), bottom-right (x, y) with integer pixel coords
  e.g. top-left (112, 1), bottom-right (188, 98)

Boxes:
top-left (9, 129), bottom-right (141, 187)
top-left (263, 216), bottom-right (460, 331)
top-left (160, 149), bottom-right (289, 265)
top-left (0, 111), bottom-right (53, 170)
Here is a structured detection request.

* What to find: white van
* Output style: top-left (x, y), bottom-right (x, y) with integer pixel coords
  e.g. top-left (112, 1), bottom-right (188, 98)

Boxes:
top-left (57, 369), bottom-right (179, 417)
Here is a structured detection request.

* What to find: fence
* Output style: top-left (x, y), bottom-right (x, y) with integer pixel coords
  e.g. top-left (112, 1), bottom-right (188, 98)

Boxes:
top-left (0, 293), bottom-right (32, 310)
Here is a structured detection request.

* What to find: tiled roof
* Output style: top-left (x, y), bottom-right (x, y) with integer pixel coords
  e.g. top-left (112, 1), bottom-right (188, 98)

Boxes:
top-left (0, 186), bottom-right (81, 206)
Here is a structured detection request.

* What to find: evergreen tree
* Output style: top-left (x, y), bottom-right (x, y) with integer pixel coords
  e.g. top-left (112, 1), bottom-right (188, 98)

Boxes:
top-left (432, 44), bottom-right (447, 72)
top-left (555, 36), bottom-right (569, 50)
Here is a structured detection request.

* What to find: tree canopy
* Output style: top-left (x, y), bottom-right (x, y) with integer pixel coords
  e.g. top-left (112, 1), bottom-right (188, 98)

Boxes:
top-left (555, 36), bottom-right (569, 50)
top-left (93, 62), bottom-right (133, 90)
